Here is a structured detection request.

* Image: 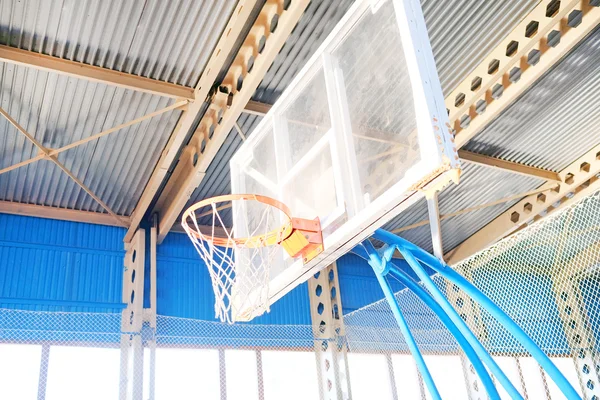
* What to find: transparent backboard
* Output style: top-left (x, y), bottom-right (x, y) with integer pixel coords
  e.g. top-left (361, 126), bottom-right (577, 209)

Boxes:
top-left (230, 0), bottom-right (459, 320)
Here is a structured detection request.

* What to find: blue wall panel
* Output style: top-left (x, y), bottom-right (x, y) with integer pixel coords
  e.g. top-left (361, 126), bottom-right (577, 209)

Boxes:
top-left (157, 232), bottom-right (312, 325)
top-left (0, 213), bottom-right (126, 312)
top-left (0, 214), bottom-right (411, 325)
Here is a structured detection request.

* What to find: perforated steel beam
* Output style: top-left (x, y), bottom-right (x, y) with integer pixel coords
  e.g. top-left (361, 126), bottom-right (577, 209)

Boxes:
top-left (120, 229), bottom-right (146, 400)
top-left (308, 263), bottom-right (352, 400)
top-left (552, 242), bottom-right (600, 397)
top-left (447, 0), bottom-right (600, 149)
top-left (0, 45), bottom-right (194, 100)
top-left (152, 0), bottom-right (311, 243)
top-left (446, 144), bottom-right (600, 265)
top-left (124, 0), bottom-right (261, 242)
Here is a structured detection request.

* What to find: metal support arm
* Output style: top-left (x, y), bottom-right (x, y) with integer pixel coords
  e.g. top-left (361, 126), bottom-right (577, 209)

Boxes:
top-left (354, 243), bottom-right (501, 400)
top-left (372, 229), bottom-right (580, 400)
top-left (357, 240), bottom-right (442, 400)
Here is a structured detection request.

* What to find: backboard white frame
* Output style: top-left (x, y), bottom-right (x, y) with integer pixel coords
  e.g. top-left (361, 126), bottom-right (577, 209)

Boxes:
top-left (230, 0), bottom-right (459, 320)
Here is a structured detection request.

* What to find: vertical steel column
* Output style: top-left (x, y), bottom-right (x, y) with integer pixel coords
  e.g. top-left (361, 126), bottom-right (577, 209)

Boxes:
top-left (386, 354), bottom-right (399, 400)
top-left (37, 344), bottom-right (50, 400)
top-left (552, 278), bottom-right (600, 398)
top-left (120, 228), bottom-right (145, 400)
top-left (145, 215), bottom-right (158, 400)
top-left (308, 263), bottom-right (352, 400)
top-left (219, 349), bottom-right (227, 400)
top-left (445, 265), bottom-right (489, 400)
top-left (256, 350), bottom-right (265, 400)
top-left (426, 194), bottom-right (444, 261)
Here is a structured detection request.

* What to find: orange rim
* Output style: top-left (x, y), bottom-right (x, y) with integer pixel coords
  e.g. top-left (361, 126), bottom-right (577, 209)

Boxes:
top-left (182, 194), bottom-right (293, 248)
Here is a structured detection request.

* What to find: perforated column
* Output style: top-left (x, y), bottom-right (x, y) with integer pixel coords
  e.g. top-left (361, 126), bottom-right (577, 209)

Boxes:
top-left (120, 229), bottom-right (145, 400)
top-left (553, 279), bottom-right (600, 399)
top-left (446, 270), bottom-right (489, 400)
top-left (308, 263), bottom-right (351, 400)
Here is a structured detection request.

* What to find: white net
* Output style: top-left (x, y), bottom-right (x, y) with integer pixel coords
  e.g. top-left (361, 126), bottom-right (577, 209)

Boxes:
top-left (182, 196), bottom-right (292, 323)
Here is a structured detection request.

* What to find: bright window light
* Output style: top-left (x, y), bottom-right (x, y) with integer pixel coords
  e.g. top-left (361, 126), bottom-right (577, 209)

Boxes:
top-left (423, 355), bottom-right (468, 399)
top-left (0, 344), bottom-right (42, 400)
top-left (348, 353), bottom-right (393, 400)
top-left (544, 357), bottom-right (582, 398)
top-left (226, 350), bottom-right (259, 400)
top-left (391, 354), bottom-right (422, 399)
top-left (46, 346), bottom-right (120, 400)
top-left (155, 348), bottom-right (220, 399)
top-left (493, 356), bottom-right (526, 399)
top-left (262, 350), bottom-right (319, 400)
top-left (519, 357), bottom-right (548, 399)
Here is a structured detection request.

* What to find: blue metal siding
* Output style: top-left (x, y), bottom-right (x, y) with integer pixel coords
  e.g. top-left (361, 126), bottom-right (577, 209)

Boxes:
top-left (157, 232), bottom-right (311, 325)
top-left (0, 213), bottom-right (125, 312)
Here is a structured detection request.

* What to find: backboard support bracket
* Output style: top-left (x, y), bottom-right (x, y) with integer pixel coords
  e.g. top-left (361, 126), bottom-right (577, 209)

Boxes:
top-left (282, 217), bottom-right (324, 263)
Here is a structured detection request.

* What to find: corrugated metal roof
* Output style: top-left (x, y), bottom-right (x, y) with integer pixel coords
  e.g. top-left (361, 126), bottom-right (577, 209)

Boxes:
top-left (0, 0), bottom-right (237, 87)
top-left (464, 25), bottom-right (600, 171)
top-left (188, 0), bottom-right (541, 213)
top-left (383, 163), bottom-right (544, 254)
top-left (0, 63), bottom-right (182, 215)
top-left (254, 0), bottom-right (539, 103)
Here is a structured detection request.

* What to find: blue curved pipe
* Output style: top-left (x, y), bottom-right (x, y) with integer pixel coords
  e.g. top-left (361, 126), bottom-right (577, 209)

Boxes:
top-left (360, 242), bottom-right (442, 400)
top-left (372, 229), bottom-right (580, 400)
top-left (398, 248), bottom-right (521, 400)
top-left (353, 244), bottom-right (503, 400)
top-left (386, 264), bottom-right (501, 399)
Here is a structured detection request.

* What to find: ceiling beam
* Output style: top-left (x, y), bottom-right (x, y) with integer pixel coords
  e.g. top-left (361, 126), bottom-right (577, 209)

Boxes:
top-left (151, 0), bottom-right (311, 243)
top-left (0, 106), bottom-right (128, 227)
top-left (458, 150), bottom-right (562, 182)
top-left (0, 100), bottom-right (187, 177)
top-left (0, 45), bottom-right (194, 100)
top-left (243, 100), bottom-right (272, 116)
top-left (0, 201), bottom-right (131, 227)
top-left (447, 0), bottom-right (600, 149)
top-left (426, 194), bottom-right (444, 260)
top-left (445, 144), bottom-right (600, 265)
top-left (0, 201), bottom-right (225, 236)
top-left (124, 0), bottom-right (261, 243)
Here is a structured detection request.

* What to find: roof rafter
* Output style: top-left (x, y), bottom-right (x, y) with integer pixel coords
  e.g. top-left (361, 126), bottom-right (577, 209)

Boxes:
top-left (458, 150), bottom-right (562, 182)
top-left (124, 0), bottom-right (262, 243)
top-left (0, 201), bottom-right (130, 227)
top-left (0, 45), bottom-right (195, 100)
top-left (146, 0), bottom-right (311, 243)
top-left (445, 144), bottom-right (600, 264)
top-left (0, 107), bottom-right (128, 227)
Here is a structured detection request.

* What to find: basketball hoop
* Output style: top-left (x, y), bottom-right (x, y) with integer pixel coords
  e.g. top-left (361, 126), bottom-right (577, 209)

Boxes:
top-left (182, 194), bottom-right (323, 323)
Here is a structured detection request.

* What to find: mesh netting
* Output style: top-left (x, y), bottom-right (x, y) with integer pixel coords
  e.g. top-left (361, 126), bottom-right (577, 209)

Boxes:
top-left (2, 192), bottom-right (600, 398)
top-left (182, 196), bottom-right (292, 323)
top-left (0, 309), bottom-right (319, 400)
top-left (343, 190), bottom-right (600, 398)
